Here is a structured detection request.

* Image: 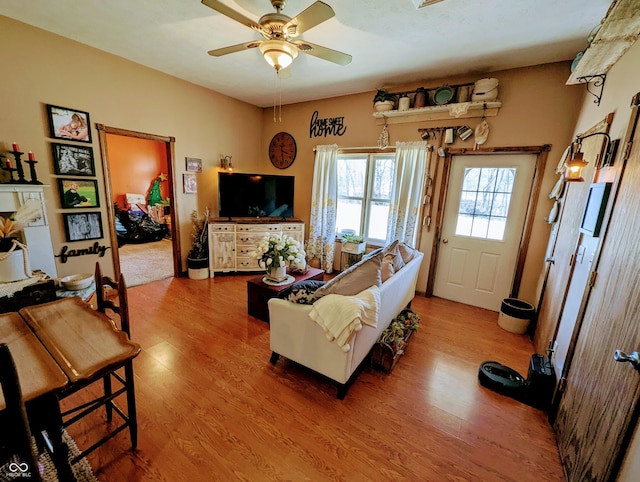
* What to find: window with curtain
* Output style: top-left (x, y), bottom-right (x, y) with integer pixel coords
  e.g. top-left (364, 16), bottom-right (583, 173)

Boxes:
top-left (335, 153), bottom-right (396, 244)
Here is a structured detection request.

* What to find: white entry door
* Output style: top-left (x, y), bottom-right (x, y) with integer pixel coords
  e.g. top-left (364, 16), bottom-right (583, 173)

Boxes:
top-left (434, 154), bottom-right (536, 311)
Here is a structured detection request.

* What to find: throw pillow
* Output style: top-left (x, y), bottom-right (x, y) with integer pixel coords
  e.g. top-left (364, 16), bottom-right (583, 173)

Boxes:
top-left (314, 251), bottom-right (383, 298)
top-left (283, 280), bottom-right (326, 304)
top-left (398, 241), bottom-right (418, 264)
top-left (381, 247), bottom-right (405, 282)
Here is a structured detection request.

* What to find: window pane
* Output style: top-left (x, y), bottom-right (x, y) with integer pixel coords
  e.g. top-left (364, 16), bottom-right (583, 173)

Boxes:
top-left (488, 218), bottom-right (506, 240)
top-left (336, 198), bottom-right (362, 235)
top-left (367, 201), bottom-right (390, 240)
top-left (455, 214), bottom-right (473, 236)
top-left (337, 157), bottom-right (367, 197)
top-left (371, 157), bottom-right (395, 199)
top-left (455, 167), bottom-right (516, 241)
top-left (471, 215), bottom-right (489, 237)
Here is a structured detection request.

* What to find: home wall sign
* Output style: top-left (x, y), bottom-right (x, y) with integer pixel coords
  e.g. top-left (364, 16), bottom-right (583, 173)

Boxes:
top-left (55, 242), bottom-right (111, 263)
top-left (309, 110), bottom-right (347, 138)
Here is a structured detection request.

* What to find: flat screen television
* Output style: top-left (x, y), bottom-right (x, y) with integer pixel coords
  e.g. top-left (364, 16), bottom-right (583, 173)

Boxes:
top-left (218, 172), bottom-right (294, 219)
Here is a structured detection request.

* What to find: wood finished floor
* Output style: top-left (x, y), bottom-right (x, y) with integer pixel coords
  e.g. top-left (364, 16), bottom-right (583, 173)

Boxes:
top-left (63, 274), bottom-right (565, 481)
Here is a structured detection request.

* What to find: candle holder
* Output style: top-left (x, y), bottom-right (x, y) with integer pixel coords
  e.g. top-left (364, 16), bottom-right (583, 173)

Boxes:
top-left (1, 156), bottom-right (19, 183)
top-left (9, 151), bottom-right (27, 183)
top-left (25, 159), bottom-right (43, 185)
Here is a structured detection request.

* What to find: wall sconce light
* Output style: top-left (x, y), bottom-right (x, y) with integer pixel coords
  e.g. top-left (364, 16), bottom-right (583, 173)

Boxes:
top-left (220, 155), bottom-right (233, 172)
top-left (565, 131), bottom-right (614, 182)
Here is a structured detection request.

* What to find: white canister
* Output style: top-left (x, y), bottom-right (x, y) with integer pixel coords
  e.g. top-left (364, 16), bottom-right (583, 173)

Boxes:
top-left (0, 249), bottom-right (29, 283)
top-left (471, 78), bottom-right (499, 101)
top-left (398, 96), bottom-right (410, 111)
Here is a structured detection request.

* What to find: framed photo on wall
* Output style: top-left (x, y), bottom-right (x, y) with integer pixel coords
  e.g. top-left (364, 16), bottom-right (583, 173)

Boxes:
top-left (580, 182), bottom-right (612, 237)
top-left (183, 173), bottom-right (197, 194)
top-left (58, 178), bottom-right (100, 208)
top-left (51, 143), bottom-right (95, 176)
top-left (186, 157), bottom-right (202, 172)
top-left (63, 212), bottom-right (103, 242)
top-left (47, 104), bottom-right (92, 143)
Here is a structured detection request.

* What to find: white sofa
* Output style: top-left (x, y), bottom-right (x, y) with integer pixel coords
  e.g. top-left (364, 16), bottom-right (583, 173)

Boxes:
top-left (268, 244), bottom-right (424, 398)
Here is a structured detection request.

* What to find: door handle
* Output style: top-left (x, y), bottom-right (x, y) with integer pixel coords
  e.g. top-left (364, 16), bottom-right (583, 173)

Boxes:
top-left (442, 238), bottom-right (448, 244)
top-left (614, 350), bottom-right (640, 370)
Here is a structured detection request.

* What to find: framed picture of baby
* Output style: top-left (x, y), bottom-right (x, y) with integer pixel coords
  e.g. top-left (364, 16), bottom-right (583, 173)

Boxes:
top-left (47, 104), bottom-right (92, 143)
top-left (63, 212), bottom-right (103, 242)
top-left (58, 179), bottom-right (100, 209)
top-left (51, 143), bottom-right (95, 176)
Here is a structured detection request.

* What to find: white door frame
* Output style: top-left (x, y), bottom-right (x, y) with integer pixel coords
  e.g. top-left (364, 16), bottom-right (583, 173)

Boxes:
top-left (426, 145), bottom-right (550, 300)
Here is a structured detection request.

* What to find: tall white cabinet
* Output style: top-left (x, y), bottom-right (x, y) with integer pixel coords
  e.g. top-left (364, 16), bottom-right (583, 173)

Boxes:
top-left (0, 184), bottom-right (57, 277)
top-left (208, 219), bottom-right (304, 277)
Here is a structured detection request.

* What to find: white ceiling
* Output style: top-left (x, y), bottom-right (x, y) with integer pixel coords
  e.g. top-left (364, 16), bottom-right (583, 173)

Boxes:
top-left (1, 0), bottom-right (613, 108)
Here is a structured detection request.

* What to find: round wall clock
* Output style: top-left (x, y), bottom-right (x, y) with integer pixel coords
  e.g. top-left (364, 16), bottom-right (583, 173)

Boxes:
top-left (269, 131), bottom-right (297, 169)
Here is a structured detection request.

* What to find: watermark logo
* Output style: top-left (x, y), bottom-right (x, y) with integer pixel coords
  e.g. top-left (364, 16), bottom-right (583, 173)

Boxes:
top-left (6, 462), bottom-right (32, 479)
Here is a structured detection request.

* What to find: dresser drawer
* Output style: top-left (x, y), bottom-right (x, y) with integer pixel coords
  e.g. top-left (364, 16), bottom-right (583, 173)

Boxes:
top-left (236, 224), bottom-right (281, 233)
top-left (209, 223), bottom-right (235, 233)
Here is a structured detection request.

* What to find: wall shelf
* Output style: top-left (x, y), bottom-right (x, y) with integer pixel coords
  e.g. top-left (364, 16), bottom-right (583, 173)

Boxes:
top-left (372, 101), bottom-right (501, 125)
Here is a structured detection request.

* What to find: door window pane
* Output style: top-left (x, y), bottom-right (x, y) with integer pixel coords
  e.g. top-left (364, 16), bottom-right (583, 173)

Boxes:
top-left (455, 167), bottom-right (516, 240)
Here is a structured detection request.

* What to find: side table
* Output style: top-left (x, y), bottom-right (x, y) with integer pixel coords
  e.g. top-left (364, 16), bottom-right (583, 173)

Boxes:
top-left (247, 267), bottom-right (325, 322)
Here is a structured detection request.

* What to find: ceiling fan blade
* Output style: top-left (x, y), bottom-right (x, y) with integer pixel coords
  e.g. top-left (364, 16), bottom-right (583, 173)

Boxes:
top-left (208, 41), bottom-right (261, 57)
top-left (201, 0), bottom-right (263, 32)
top-left (294, 41), bottom-right (352, 66)
top-left (284, 1), bottom-right (335, 37)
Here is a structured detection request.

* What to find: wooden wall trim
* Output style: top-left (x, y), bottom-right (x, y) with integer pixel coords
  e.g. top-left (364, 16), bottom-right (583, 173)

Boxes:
top-left (96, 124), bottom-right (181, 278)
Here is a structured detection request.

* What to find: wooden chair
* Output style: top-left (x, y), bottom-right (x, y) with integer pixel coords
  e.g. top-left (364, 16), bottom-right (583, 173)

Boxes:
top-left (0, 343), bottom-right (42, 481)
top-left (57, 262), bottom-right (139, 462)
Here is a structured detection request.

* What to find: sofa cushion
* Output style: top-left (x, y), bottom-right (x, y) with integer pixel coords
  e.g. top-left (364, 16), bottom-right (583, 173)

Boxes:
top-left (398, 241), bottom-right (419, 264)
top-left (314, 251), bottom-right (383, 298)
top-left (283, 280), bottom-right (326, 304)
top-left (380, 241), bottom-right (406, 281)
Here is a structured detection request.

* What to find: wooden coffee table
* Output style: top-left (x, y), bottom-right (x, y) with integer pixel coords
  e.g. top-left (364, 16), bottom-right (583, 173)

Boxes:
top-left (247, 267), bottom-right (325, 322)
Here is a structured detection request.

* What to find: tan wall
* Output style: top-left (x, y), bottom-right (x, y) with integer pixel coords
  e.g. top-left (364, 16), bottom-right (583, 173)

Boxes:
top-left (259, 63), bottom-right (584, 301)
top-left (0, 16), bottom-right (263, 278)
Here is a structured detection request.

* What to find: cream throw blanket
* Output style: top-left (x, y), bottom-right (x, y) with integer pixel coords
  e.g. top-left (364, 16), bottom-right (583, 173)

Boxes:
top-left (309, 285), bottom-right (380, 352)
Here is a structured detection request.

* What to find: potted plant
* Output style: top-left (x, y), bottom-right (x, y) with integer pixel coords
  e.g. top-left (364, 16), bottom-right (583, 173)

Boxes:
top-left (251, 233), bottom-right (306, 282)
top-left (341, 233), bottom-right (365, 254)
top-left (187, 208), bottom-right (210, 280)
top-left (0, 198), bottom-right (42, 282)
top-left (373, 89), bottom-right (397, 112)
top-left (371, 309), bottom-right (421, 373)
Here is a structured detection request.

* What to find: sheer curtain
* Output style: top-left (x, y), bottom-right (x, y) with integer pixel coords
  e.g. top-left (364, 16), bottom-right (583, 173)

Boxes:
top-left (307, 144), bottom-right (338, 273)
top-left (386, 141), bottom-right (427, 247)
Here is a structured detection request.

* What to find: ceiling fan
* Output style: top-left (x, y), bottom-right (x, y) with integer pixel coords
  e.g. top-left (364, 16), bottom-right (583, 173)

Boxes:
top-left (202, 0), bottom-right (352, 72)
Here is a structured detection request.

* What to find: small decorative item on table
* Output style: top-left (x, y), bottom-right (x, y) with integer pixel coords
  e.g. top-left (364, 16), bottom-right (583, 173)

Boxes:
top-left (371, 309), bottom-right (421, 374)
top-left (251, 232), bottom-right (306, 284)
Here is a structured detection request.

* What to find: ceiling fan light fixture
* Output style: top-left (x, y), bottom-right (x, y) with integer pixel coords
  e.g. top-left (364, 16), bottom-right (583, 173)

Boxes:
top-left (259, 40), bottom-right (298, 71)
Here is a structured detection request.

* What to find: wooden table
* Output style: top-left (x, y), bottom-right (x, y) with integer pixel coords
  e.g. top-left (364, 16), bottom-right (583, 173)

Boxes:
top-left (247, 267), bottom-right (325, 322)
top-left (0, 312), bottom-right (73, 480)
top-left (0, 297), bottom-right (141, 477)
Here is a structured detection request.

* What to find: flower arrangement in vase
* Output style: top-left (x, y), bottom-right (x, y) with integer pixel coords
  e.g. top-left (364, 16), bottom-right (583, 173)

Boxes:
top-left (252, 233), bottom-right (305, 282)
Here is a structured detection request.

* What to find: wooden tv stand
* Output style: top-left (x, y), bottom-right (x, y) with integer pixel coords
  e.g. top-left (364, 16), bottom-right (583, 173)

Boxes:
top-left (207, 218), bottom-right (304, 277)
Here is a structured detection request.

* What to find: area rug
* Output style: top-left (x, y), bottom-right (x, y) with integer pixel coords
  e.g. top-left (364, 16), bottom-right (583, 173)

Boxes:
top-left (118, 238), bottom-right (174, 287)
top-left (0, 430), bottom-right (99, 482)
